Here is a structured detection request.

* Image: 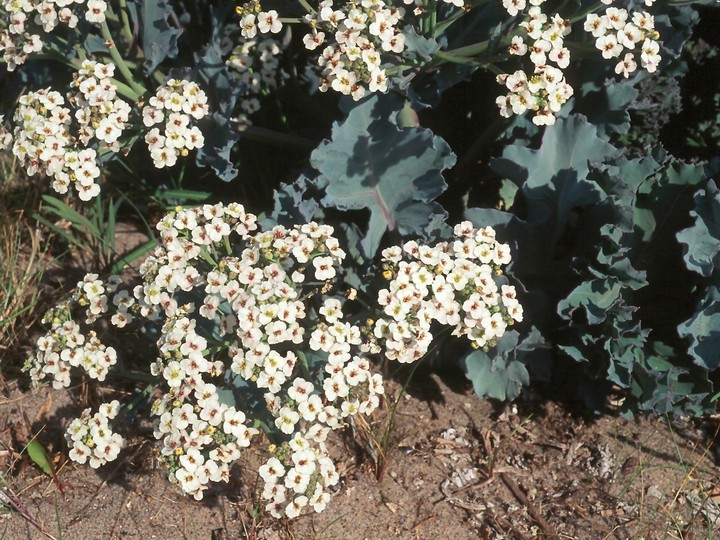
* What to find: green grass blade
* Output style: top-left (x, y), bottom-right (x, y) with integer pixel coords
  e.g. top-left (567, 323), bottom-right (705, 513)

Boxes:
top-left (41, 196), bottom-right (101, 237)
top-left (109, 238), bottom-right (158, 274)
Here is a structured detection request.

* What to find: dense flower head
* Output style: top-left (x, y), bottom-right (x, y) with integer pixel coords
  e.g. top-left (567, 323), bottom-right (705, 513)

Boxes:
top-left (584, 3), bottom-right (660, 76)
top-left (7, 60), bottom-right (131, 200)
top-left (24, 273), bottom-right (122, 388)
top-left (498, 0), bottom-right (660, 125)
top-left (302, 0), bottom-right (409, 100)
top-left (0, 0), bottom-right (108, 70)
top-left (5, 67), bottom-right (210, 198)
top-left (372, 222), bottom-right (523, 363)
top-left (65, 400), bottom-right (126, 469)
top-left (142, 79), bottom-right (209, 168)
top-left (30, 202), bottom-right (384, 511)
top-left (496, 1), bottom-right (574, 126)
top-left (132, 204), bottom-right (383, 503)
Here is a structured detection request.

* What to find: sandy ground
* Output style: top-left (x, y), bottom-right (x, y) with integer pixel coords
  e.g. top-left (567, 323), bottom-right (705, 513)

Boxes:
top-left (2, 367), bottom-right (720, 540)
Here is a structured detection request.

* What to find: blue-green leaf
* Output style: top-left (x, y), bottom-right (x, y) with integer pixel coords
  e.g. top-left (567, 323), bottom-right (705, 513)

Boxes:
top-left (493, 115), bottom-right (616, 193)
top-left (677, 181), bottom-right (720, 277)
top-left (459, 330), bottom-right (540, 401)
top-left (131, 0), bottom-right (181, 75)
top-left (678, 285), bottom-right (720, 370)
top-left (312, 94), bottom-right (455, 257)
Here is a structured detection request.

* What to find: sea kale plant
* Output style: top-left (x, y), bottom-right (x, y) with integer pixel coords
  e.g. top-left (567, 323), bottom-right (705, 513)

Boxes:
top-left (26, 203), bottom-right (386, 513)
top-left (5, 0), bottom-right (720, 518)
top-left (25, 202), bottom-right (520, 514)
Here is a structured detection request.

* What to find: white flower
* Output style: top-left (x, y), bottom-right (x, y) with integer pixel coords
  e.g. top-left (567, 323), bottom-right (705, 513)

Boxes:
top-left (615, 53), bottom-right (637, 78)
top-left (85, 0), bottom-right (107, 24)
top-left (258, 10), bottom-right (282, 34)
top-left (313, 256), bottom-right (336, 280)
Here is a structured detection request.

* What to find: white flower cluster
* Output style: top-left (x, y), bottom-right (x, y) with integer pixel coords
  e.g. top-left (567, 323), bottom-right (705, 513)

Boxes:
top-left (303, 0), bottom-right (407, 100)
top-left (8, 61), bottom-right (129, 200)
top-left (0, 0), bottom-right (108, 70)
top-left (496, 1), bottom-right (574, 126)
top-left (258, 434), bottom-right (338, 518)
top-left (236, 0), bottom-right (282, 40)
top-left (584, 2), bottom-right (660, 77)
top-left (40, 203), bottom-right (385, 507)
top-left (142, 79), bottom-right (209, 168)
top-left (226, 36), bottom-right (289, 123)
top-left (65, 400), bottom-right (127, 469)
top-left (65, 400), bottom-right (126, 468)
top-left (373, 222), bottom-right (523, 363)
top-left (24, 273), bottom-right (122, 388)
top-left (73, 60), bottom-right (131, 148)
top-left (23, 274), bottom-right (120, 388)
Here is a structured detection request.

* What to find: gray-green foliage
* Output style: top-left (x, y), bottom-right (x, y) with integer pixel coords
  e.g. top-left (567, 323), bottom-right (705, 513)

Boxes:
top-left (677, 181), bottom-right (720, 372)
top-left (263, 1), bottom-right (720, 415)
top-left (465, 114), bottom-right (715, 415)
top-left (310, 94), bottom-right (456, 259)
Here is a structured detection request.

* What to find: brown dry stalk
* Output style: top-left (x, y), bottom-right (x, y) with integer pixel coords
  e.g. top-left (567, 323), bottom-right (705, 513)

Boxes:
top-left (499, 471), bottom-right (558, 539)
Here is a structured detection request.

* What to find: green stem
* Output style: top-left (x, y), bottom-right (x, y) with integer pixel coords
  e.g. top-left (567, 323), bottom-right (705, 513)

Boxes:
top-left (433, 0), bottom-right (500, 37)
top-left (117, 0), bottom-right (135, 46)
top-left (432, 50), bottom-right (483, 65)
top-left (73, 43), bottom-right (87, 63)
top-left (100, 21), bottom-right (146, 99)
top-left (297, 0), bottom-right (316, 15)
top-left (567, 1), bottom-right (603, 25)
top-left (109, 78), bottom-right (141, 101)
top-left (434, 8), bottom-right (467, 37)
top-left (428, 0), bottom-right (437, 37)
top-left (236, 124), bottom-right (316, 149)
top-left (377, 357), bottom-right (424, 480)
top-left (199, 248), bottom-right (218, 267)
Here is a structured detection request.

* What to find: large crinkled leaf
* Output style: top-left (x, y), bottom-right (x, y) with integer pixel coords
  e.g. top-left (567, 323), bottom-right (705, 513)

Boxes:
top-left (490, 116), bottom-right (612, 247)
top-left (678, 285), bottom-right (720, 370)
top-left (130, 0), bottom-right (181, 75)
top-left (558, 278), bottom-right (623, 325)
top-left (266, 174), bottom-right (324, 227)
top-left (677, 181), bottom-right (720, 277)
top-left (492, 115), bottom-right (616, 192)
top-left (311, 94), bottom-right (455, 258)
top-left (193, 8), bottom-right (244, 182)
top-left (459, 331), bottom-right (529, 401)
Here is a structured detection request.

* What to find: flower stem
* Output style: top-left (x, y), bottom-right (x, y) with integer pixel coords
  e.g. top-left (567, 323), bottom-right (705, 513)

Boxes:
top-left (297, 0), bottom-right (316, 15)
top-left (236, 124), bottom-right (316, 149)
top-left (100, 21), bottom-right (146, 99)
